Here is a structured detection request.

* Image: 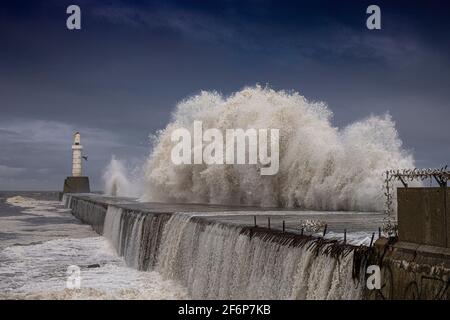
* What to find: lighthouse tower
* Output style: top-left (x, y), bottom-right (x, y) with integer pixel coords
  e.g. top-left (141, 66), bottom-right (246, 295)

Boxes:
top-left (72, 132), bottom-right (83, 176)
top-left (61, 132), bottom-right (90, 198)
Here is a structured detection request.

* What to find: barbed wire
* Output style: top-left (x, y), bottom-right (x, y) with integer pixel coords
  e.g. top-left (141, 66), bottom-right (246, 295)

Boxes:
top-left (386, 165), bottom-right (449, 187)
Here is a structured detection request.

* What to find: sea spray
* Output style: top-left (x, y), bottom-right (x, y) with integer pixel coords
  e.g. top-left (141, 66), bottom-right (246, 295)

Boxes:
top-left (103, 157), bottom-right (143, 197)
top-left (142, 85), bottom-right (414, 211)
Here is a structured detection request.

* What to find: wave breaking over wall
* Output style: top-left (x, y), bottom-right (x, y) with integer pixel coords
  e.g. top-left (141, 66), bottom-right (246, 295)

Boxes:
top-left (103, 206), bottom-right (169, 270)
top-left (141, 86), bottom-right (414, 211)
top-left (156, 213), bottom-right (366, 299)
top-left (66, 195), bottom-right (371, 299)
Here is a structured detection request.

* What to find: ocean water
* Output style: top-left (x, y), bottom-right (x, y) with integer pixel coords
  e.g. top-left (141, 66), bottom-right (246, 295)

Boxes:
top-left (0, 191), bottom-right (188, 299)
top-left (1, 191), bottom-right (378, 300)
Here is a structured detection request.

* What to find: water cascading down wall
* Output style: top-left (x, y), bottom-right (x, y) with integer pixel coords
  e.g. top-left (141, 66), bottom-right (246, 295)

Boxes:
top-left (64, 194), bottom-right (371, 299)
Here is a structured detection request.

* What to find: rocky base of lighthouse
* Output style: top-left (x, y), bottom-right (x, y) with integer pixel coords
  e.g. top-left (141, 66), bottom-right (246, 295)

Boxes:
top-left (60, 176), bottom-right (90, 200)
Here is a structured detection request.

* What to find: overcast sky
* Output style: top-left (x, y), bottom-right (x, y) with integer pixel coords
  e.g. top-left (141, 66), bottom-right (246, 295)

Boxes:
top-left (1, 0), bottom-right (449, 190)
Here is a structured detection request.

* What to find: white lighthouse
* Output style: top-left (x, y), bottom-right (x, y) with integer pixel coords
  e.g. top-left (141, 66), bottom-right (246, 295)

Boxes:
top-left (61, 132), bottom-right (90, 198)
top-left (72, 132), bottom-right (83, 177)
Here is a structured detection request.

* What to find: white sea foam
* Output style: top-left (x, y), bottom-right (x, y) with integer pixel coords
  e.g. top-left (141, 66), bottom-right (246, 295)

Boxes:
top-left (6, 195), bottom-right (64, 212)
top-left (0, 237), bottom-right (187, 300)
top-left (135, 86), bottom-right (414, 211)
top-left (1, 196), bottom-right (188, 300)
top-left (1, 196), bottom-right (93, 249)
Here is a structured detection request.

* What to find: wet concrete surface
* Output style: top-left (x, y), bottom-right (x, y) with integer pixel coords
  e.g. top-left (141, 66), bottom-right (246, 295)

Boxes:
top-left (72, 193), bottom-right (386, 235)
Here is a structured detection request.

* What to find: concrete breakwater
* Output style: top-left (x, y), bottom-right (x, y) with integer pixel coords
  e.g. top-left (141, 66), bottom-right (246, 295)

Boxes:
top-left (64, 193), bottom-right (383, 299)
top-left (367, 187), bottom-right (450, 300)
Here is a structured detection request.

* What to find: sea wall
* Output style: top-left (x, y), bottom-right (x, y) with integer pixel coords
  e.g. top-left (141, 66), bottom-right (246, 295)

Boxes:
top-left (365, 239), bottom-right (450, 300)
top-left (365, 187), bottom-right (450, 300)
top-left (64, 194), bottom-right (369, 299)
top-left (65, 193), bottom-right (450, 300)
top-left (66, 195), bottom-right (107, 234)
top-left (156, 214), bottom-right (368, 299)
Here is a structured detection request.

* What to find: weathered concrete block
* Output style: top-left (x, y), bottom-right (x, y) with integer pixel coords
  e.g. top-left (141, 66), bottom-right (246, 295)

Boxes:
top-left (62, 176), bottom-right (90, 194)
top-left (375, 242), bottom-right (450, 299)
top-left (397, 187), bottom-right (448, 247)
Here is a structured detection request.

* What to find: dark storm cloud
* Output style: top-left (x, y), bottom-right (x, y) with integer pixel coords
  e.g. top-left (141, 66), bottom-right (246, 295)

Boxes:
top-left (0, 0), bottom-right (449, 190)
